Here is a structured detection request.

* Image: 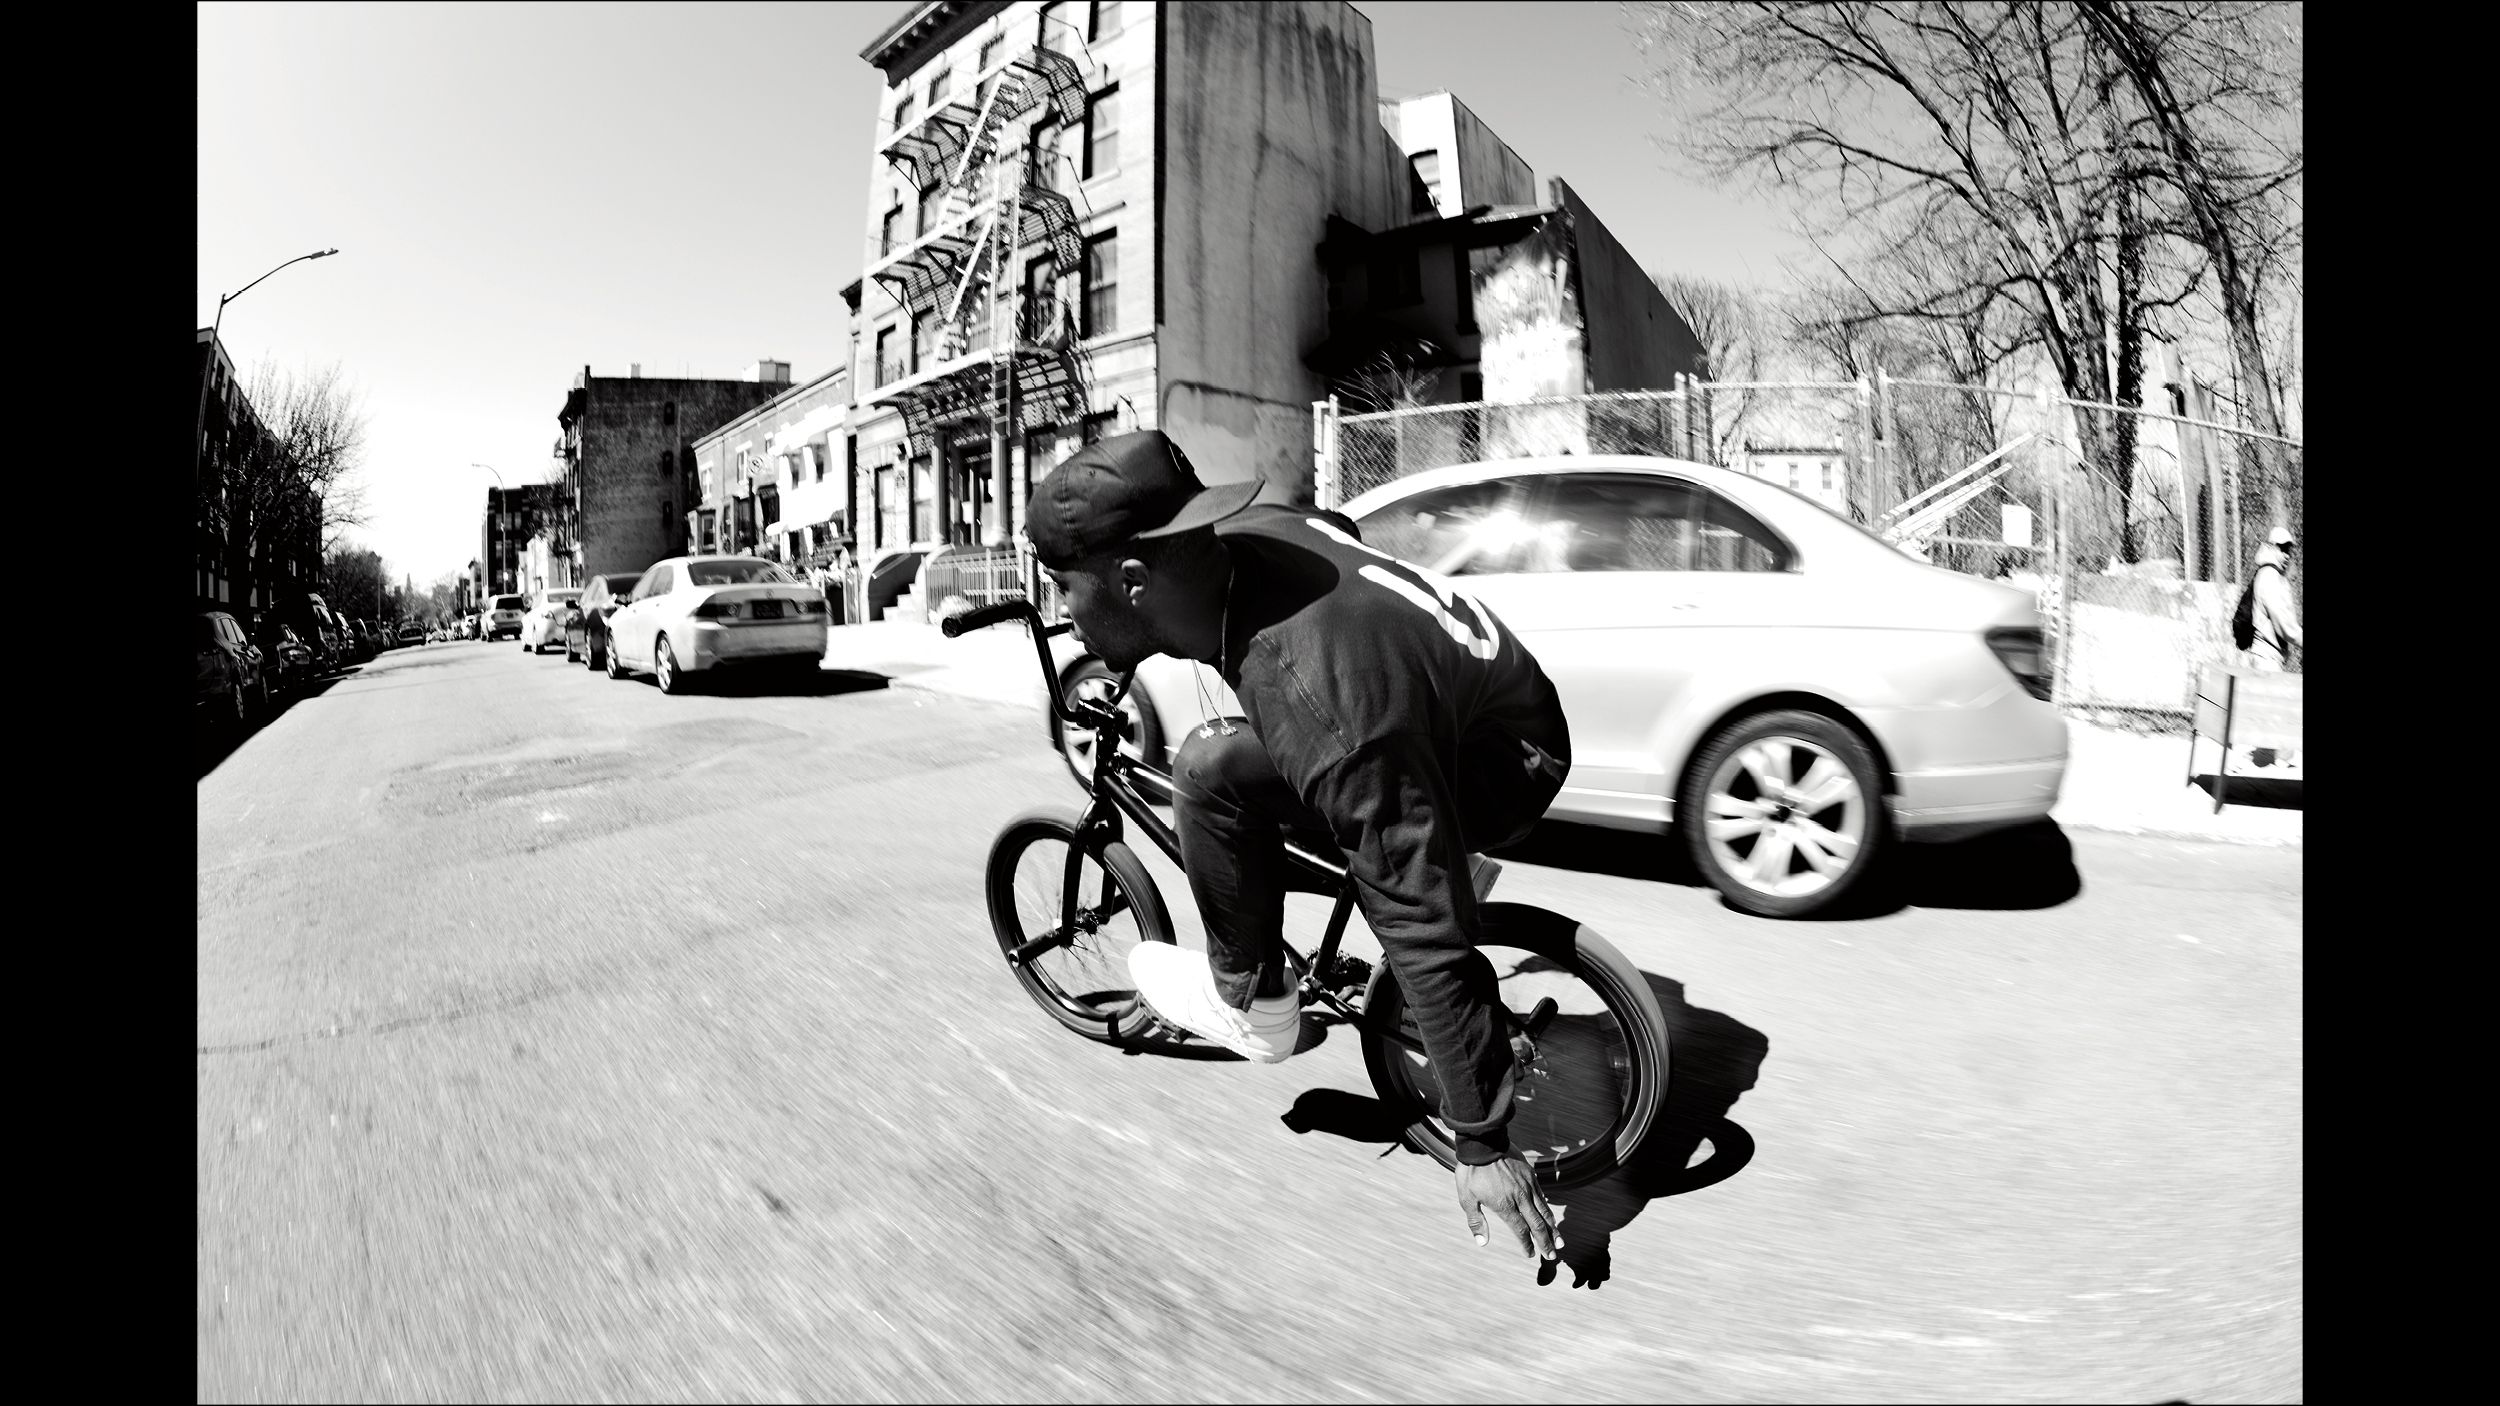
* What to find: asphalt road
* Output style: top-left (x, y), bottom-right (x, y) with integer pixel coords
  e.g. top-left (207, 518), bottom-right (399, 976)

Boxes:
top-left (197, 639), bottom-right (2301, 1404)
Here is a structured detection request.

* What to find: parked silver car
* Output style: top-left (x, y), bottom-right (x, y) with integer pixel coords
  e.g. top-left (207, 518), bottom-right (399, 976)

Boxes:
top-left (603, 556), bottom-right (830, 693)
top-left (1045, 455), bottom-right (2067, 918)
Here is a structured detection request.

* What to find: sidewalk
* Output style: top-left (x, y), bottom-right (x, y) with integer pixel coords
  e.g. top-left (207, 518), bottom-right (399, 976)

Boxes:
top-left (817, 620), bottom-right (2300, 849)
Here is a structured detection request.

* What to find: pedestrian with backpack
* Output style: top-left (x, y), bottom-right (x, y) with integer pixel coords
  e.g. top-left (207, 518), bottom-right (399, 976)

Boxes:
top-left (2228, 524), bottom-right (2301, 768)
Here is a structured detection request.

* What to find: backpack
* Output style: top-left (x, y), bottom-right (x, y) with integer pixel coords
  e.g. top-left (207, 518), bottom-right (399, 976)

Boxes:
top-left (2229, 573), bottom-right (2260, 651)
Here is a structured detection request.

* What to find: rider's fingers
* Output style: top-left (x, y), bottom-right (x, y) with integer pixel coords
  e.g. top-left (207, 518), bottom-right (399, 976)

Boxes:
top-left (1462, 1201), bottom-right (1487, 1247)
top-left (1489, 1205), bottom-right (1537, 1259)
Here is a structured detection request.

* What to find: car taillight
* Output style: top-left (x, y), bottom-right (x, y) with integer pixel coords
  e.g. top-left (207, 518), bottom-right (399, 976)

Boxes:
top-left (691, 601), bottom-right (734, 619)
top-left (1985, 627), bottom-right (2053, 701)
top-left (796, 598), bottom-right (828, 615)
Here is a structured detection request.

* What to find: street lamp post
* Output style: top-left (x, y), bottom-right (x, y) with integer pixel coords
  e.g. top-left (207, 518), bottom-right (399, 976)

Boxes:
top-left (194, 248), bottom-right (340, 475)
top-left (194, 247), bottom-right (338, 614)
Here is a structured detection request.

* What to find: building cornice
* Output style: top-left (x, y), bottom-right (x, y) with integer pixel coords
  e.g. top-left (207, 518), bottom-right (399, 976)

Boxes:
top-left (860, 0), bottom-right (1009, 77)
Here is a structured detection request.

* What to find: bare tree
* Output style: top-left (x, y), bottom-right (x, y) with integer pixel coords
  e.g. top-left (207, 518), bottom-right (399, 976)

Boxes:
top-left (1651, 272), bottom-right (1774, 461)
top-left (1332, 346), bottom-right (1441, 415)
top-left (252, 359), bottom-right (371, 557)
top-left (1632, 1), bottom-right (2231, 561)
top-left (320, 544), bottom-right (387, 621)
top-left (2075, 0), bottom-right (2302, 531)
top-left (202, 359), bottom-right (372, 616)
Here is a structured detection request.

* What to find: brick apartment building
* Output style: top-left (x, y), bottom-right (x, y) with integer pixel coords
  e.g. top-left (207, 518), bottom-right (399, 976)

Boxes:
top-left (555, 364), bottom-right (791, 584)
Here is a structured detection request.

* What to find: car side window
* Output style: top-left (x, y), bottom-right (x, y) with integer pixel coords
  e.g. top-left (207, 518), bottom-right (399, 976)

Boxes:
top-left (1542, 473), bottom-right (1794, 573)
top-left (638, 567), bottom-right (671, 599)
top-left (1355, 478), bottom-right (1551, 576)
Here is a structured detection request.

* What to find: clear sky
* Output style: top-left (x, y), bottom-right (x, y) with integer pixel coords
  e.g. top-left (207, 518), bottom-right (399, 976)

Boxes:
top-left (198, 1), bottom-right (1807, 588)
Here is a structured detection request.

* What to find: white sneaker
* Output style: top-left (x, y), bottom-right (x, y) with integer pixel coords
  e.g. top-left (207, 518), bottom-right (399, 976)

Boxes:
top-left (1128, 944), bottom-right (1300, 1063)
top-left (1469, 854), bottom-right (1504, 902)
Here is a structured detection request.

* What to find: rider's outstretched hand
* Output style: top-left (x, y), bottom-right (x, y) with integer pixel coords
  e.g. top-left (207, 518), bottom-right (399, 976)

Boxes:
top-left (1454, 1153), bottom-right (1561, 1260)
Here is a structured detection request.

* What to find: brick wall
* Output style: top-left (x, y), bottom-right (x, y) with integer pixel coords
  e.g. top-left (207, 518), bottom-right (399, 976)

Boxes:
top-left (572, 377), bottom-right (783, 579)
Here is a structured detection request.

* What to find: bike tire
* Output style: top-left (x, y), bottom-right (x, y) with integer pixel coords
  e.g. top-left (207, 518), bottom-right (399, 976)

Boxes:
top-left (1359, 902), bottom-right (1669, 1191)
top-left (984, 808), bottom-right (1176, 1044)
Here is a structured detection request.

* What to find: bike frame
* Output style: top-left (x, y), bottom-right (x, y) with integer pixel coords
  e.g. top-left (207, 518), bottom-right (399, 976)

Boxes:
top-left (949, 599), bottom-right (1418, 1051)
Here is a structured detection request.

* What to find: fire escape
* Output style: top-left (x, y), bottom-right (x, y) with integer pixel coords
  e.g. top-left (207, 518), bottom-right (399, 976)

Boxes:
top-left (867, 39), bottom-right (1095, 558)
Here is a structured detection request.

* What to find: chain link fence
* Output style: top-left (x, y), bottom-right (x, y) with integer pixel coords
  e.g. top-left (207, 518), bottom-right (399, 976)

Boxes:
top-left (1316, 381), bottom-right (2301, 731)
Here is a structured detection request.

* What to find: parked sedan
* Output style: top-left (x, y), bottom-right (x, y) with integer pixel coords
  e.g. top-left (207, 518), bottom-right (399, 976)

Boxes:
top-left (563, 571), bottom-right (642, 669)
top-left (520, 589), bottom-right (584, 653)
top-left (603, 556), bottom-right (829, 694)
top-left (398, 623), bottom-right (426, 648)
top-left (197, 609), bottom-right (267, 730)
top-left (1046, 456), bottom-right (2067, 919)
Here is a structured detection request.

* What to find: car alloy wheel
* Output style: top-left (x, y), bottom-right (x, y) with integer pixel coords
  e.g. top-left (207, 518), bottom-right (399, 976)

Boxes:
top-left (1681, 709), bottom-right (1886, 919)
top-left (606, 638), bottom-right (627, 680)
top-left (654, 634), bottom-right (684, 694)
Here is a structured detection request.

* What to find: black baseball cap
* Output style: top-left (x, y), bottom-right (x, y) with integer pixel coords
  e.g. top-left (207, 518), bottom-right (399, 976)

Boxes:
top-left (1025, 429), bottom-right (1261, 566)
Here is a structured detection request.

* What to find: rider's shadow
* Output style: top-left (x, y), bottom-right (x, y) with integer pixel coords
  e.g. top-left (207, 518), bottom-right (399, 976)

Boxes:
top-left (1280, 973), bottom-right (1768, 1290)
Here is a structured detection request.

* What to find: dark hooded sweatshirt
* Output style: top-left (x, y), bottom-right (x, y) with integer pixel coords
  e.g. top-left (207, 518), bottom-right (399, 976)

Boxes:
top-left (1212, 504), bottom-right (1571, 1164)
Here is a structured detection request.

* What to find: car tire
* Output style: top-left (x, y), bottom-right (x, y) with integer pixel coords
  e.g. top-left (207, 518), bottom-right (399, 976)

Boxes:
top-left (654, 634), bottom-right (688, 695)
top-left (230, 683), bottom-right (249, 730)
top-left (1055, 659), bottom-right (1163, 788)
top-left (605, 638), bottom-right (628, 681)
top-left (1678, 708), bottom-right (1889, 920)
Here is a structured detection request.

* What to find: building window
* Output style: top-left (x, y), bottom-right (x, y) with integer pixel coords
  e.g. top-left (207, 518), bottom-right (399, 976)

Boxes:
top-left (1084, 86), bottom-right (1119, 179)
top-left (1822, 462), bottom-right (1835, 491)
top-left (1082, 231), bottom-right (1117, 337)
top-left (927, 65), bottom-right (949, 107)
top-left (918, 181), bottom-right (945, 237)
top-left (1455, 247), bottom-right (1478, 333)
top-left (911, 311), bottom-right (933, 372)
top-left (1029, 118), bottom-right (1064, 193)
top-left (1023, 254), bottom-right (1063, 344)
top-left (662, 401), bottom-right (677, 426)
top-left (894, 89), bottom-right (914, 133)
top-left (1369, 245), bottom-right (1421, 308)
top-left (1037, 1), bottom-right (1066, 53)
top-left (1090, 0), bottom-right (1123, 41)
top-left (875, 327), bottom-right (897, 386)
top-left (881, 200), bottom-right (904, 255)
top-left (1409, 150), bottom-right (1441, 216)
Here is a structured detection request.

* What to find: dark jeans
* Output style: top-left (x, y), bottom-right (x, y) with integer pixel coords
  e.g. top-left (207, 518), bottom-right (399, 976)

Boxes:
top-left (1170, 721), bottom-right (1562, 1009)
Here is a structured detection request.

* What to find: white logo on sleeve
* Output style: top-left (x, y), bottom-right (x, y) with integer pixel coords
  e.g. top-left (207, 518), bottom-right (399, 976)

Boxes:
top-left (1307, 516), bottom-right (1502, 660)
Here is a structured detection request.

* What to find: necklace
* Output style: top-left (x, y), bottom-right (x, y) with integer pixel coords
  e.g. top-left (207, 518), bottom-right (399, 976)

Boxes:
top-left (1195, 564), bottom-right (1237, 740)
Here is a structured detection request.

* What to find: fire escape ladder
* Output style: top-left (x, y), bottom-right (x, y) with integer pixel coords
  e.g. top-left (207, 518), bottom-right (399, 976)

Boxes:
top-left (872, 42), bottom-right (1097, 471)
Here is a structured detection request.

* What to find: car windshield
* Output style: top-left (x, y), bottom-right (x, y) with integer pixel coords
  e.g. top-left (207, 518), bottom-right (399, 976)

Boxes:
top-left (684, 559), bottom-right (795, 587)
top-left (197, 615), bottom-right (225, 646)
top-left (491, 595), bottom-right (527, 611)
top-left (610, 574), bottom-right (644, 598)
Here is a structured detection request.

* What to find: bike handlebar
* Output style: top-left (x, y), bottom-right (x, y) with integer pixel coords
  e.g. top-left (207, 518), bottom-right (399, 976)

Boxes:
top-left (940, 598), bottom-right (1104, 727)
top-left (939, 600), bottom-right (1036, 638)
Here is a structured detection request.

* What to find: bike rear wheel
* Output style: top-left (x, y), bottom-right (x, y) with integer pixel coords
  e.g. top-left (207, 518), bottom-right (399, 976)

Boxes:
top-left (985, 808), bottom-right (1176, 1044)
top-left (1359, 903), bottom-right (1668, 1191)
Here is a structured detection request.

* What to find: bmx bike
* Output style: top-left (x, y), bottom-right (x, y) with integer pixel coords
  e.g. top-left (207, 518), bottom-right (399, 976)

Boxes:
top-left (945, 599), bottom-right (1671, 1190)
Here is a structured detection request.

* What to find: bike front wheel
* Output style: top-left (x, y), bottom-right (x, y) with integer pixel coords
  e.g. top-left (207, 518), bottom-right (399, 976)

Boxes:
top-left (1360, 903), bottom-right (1669, 1191)
top-left (985, 808), bottom-right (1176, 1044)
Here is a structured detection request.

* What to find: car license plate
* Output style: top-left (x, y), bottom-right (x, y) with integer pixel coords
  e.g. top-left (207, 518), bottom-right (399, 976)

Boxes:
top-left (749, 600), bottom-right (784, 620)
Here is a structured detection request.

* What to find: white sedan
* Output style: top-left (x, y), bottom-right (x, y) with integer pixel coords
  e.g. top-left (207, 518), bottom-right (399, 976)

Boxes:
top-left (519, 589), bottom-right (583, 653)
top-left (603, 555), bottom-right (829, 694)
top-left (1044, 455), bottom-right (2067, 919)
